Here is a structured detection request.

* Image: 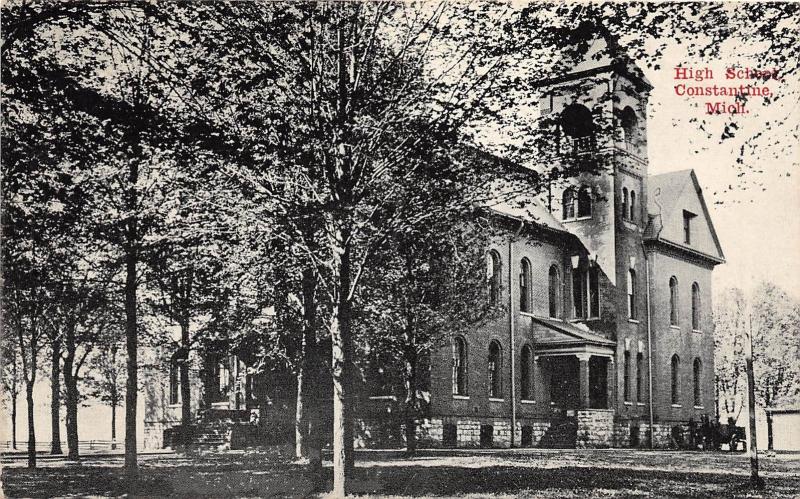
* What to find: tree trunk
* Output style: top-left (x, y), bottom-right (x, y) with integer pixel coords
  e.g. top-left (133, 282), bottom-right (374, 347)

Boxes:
top-left (295, 267), bottom-right (317, 460)
top-left (111, 399), bottom-right (117, 449)
top-left (50, 337), bottom-right (63, 455)
top-left (124, 243), bottom-right (138, 477)
top-left (124, 153), bottom-right (140, 479)
top-left (330, 231), bottom-right (355, 497)
top-left (766, 411), bottom-right (774, 451)
top-left (12, 389), bottom-right (18, 450)
top-left (180, 323), bottom-right (191, 432)
top-left (63, 321), bottom-right (79, 460)
top-left (404, 344), bottom-right (418, 456)
top-left (64, 369), bottom-right (80, 461)
top-left (25, 381), bottom-right (36, 468)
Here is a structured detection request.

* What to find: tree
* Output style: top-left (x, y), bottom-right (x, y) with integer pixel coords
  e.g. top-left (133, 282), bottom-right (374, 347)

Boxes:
top-left (750, 283), bottom-right (800, 450)
top-left (714, 287), bottom-right (748, 421)
top-left (85, 326), bottom-right (126, 448)
top-left (356, 213), bottom-right (498, 454)
top-left (1, 325), bottom-right (23, 450)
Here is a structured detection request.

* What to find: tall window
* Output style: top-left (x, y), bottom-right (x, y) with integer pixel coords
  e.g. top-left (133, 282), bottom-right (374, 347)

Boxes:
top-left (452, 337), bottom-right (468, 396)
top-left (562, 188), bottom-right (576, 220)
top-left (487, 251), bottom-right (501, 306)
top-left (630, 191), bottom-right (636, 222)
top-left (693, 358), bottom-right (702, 406)
top-left (622, 188), bottom-right (629, 220)
top-left (169, 360), bottom-right (181, 405)
top-left (671, 354), bottom-right (680, 405)
top-left (691, 282), bottom-right (701, 331)
top-left (520, 258), bottom-right (532, 313)
top-left (572, 268), bottom-right (584, 319)
top-left (219, 359), bottom-right (230, 394)
top-left (574, 266), bottom-right (600, 319)
top-left (636, 352), bottom-right (644, 403)
top-left (488, 341), bottom-right (502, 398)
top-left (577, 187), bottom-right (592, 217)
top-left (520, 344), bottom-right (533, 400)
top-left (669, 276), bottom-right (679, 326)
top-left (623, 350), bottom-right (631, 401)
top-left (627, 269), bottom-right (637, 319)
top-left (683, 210), bottom-right (695, 244)
top-left (588, 267), bottom-right (599, 317)
top-left (548, 265), bottom-right (560, 318)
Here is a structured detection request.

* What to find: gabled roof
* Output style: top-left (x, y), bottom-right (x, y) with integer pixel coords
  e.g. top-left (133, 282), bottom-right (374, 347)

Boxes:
top-left (531, 315), bottom-right (615, 347)
top-left (646, 169), bottom-right (725, 263)
top-left (533, 22), bottom-right (652, 91)
top-left (487, 198), bottom-right (568, 234)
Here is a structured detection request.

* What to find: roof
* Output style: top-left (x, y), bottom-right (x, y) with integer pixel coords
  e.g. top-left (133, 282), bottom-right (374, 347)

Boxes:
top-left (530, 315), bottom-right (615, 347)
top-left (645, 169), bottom-right (725, 263)
top-left (487, 198), bottom-right (568, 234)
top-left (765, 406), bottom-right (800, 414)
top-left (533, 22), bottom-right (652, 90)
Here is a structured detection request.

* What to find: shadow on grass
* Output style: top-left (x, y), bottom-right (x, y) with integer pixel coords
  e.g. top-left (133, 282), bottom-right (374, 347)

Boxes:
top-left (2, 458), bottom-right (797, 498)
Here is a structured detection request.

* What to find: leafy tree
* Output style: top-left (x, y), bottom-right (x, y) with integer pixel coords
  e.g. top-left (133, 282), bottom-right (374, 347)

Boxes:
top-left (1, 324), bottom-right (23, 450)
top-left (84, 327), bottom-right (126, 448)
top-left (750, 283), bottom-right (800, 450)
top-left (714, 287), bottom-right (748, 421)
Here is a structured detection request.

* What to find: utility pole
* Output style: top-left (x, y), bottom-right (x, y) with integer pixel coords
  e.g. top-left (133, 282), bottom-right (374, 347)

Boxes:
top-left (744, 311), bottom-right (765, 489)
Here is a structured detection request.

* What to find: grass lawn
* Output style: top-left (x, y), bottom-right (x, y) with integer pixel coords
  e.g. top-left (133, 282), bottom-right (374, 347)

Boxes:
top-left (2, 448), bottom-right (798, 498)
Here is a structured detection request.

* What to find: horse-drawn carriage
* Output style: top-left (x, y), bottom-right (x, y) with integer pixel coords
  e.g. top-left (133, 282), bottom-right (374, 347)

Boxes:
top-left (687, 415), bottom-right (745, 451)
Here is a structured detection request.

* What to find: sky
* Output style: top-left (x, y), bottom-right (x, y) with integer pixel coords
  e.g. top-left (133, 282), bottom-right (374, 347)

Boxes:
top-left (644, 40), bottom-right (800, 300)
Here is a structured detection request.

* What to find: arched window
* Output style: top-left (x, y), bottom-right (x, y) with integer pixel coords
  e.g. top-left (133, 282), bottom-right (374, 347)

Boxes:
top-left (620, 106), bottom-right (638, 151)
top-left (627, 269), bottom-right (637, 319)
top-left (487, 251), bottom-right (501, 306)
top-left (669, 277), bottom-right (679, 326)
top-left (691, 282), bottom-right (701, 331)
top-left (630, 191), bottom-right (636, 222)
top-left (693, 358), bottom-right (702, 406)
top-left (562, 188), bottom-right (576, 220)
top-left (488, 341), bottom-right (502, 398)
top-left (636, 352), bottom-right (644, 403)
top-left (169, 359), bottom-right (181, 405)
top-left (671, 354), bottom-right (680, 405)
top-left (561, 103), bottom-right (596, 152)
top-left (520, 344), bottom-right (533, 400)
top-left (577, 187), bottom-right (592, 218)
top-left (519, 258), bottom-right (532, 313)
top-left (218, 359), bottom-right (230, 394)
top-left (452, 337), bottom-right (468, 396)
top-left (622, 188), bottom-right (629, 220)
top-left (548, 265), bottom-right (560, 318)
top-left (623, 349), bottom-right (631, 401)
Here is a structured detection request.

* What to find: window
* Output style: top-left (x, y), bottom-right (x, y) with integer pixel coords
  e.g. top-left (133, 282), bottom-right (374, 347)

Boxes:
top-left (669, 277), bottom-right (679, 326)
top-left (620, 106), bottom-right (638, 151)
top-left (577, 187), bottom-right (592, 218)
top-left (562, 188), bottom-right (575, 220)
top-left (219, 359), bottom-right (230, 394)
top-left (548, 265), bottom-right (560, 318)
top-left (452, 337), bottom-right (468, 396)
top-left (561, 103), bottom-right (596, 153)
top-left (574, 265), bottom-right (600, 319)
top-left (520, 344), bottom-right (533, 400)
top-left (622, 188), bottom-right (629, 220)
top-left (693, 358), bottom-right (702, 406)
top-left (627, 269), bottom-right (636, 319)
top-left (520, 258), bottom-right (532, 313)
top-left (683, 210), bottom-right (695, 244)
top-left (671, 355), bottom-right (680, 405)
top-left (488, 341), bottom-right (502, 398)
top-left (630, 191), bottom-right (636, 222)
top-left (623, 350), bottom-right (631, 401)
top-left (636, 352), bottom-right (644, 403)
top-left (572, 268), bottom-right (584, 319)
top-left (691, 282), bottom-right (701, 331)
top-left (169, 360), bottom-right (181, 405)
top-left (487, 251), bottom-right (501, 306)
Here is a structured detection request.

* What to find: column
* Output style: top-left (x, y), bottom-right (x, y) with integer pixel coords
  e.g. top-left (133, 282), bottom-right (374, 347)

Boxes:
top-left (577, 353), bottom-right (591, 409)
top-left (606, 358), bottom-right (615, 410)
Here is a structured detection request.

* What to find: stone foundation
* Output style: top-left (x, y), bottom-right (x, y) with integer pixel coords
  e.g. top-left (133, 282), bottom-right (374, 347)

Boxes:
top-left (576, 409), bottom-right (614, 448)
top-left (456, 419), bottom-right (481, 447)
